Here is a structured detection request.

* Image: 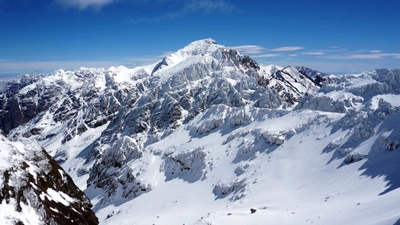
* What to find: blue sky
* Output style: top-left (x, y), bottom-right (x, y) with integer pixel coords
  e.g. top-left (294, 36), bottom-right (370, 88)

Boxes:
top-left (0, 0), bottom-right (399, 74)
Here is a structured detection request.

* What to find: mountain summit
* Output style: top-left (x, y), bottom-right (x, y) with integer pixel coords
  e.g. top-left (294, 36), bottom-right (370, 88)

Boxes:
top-left (1, 39), bottom-right (400, 225)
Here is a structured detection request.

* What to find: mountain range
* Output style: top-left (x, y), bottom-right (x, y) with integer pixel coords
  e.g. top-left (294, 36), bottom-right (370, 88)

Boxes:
top-left (1, 38), bottom-right (400, 225)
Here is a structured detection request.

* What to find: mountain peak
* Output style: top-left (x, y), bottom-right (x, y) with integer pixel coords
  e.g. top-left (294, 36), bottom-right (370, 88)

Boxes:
top-left (176, 38), bottom-right (220, 56)
top-left (151, 38), bottom-right (222, 74)
top-left (189, 38), bottom-right (217, 45)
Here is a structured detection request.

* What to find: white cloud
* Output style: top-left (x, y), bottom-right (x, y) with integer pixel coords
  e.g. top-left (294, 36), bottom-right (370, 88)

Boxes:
top-left (369, 50), bottom-right (382, 53)
top-left (302, 51), bottom-right (325, 55)
top-left (183, 0), bottom-right (236, 14)
top-left (128, 0), bottom-right (237, 22)
top-left (269, 46), bottom-right (304, 52)
top-left (230, 45), bottom-right (266, 54)
top-left (326, 53), bottom-right (400, 59)
top-left (54, 0), bottom-right (114, 10)
top-left (160, 51), bottom-right (175, 57)
top-left (251, 54), bottom-right (281, 58)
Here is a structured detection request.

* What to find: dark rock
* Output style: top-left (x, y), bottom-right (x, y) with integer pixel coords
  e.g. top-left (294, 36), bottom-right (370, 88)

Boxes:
top-left (0, 142), bottom-right (98, 225)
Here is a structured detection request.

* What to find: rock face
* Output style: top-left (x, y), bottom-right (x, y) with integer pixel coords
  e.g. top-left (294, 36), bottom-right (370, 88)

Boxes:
top-left (258, 65), bottom-right (321, 104)
top-left (0, 135), bottom-right (98, 225)
top-left (0, 75), bottom-right (52, 134)
top-left (295, 66), bottom-right (340, 85)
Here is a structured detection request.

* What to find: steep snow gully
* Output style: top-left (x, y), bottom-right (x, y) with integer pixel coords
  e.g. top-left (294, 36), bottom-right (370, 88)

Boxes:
top-left (1, 39), bottom-right (400, 224)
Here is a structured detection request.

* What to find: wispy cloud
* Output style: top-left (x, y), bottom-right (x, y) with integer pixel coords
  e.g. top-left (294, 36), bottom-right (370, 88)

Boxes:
top-left (183, 0), bottom-right (236, 14)
top-left (54, 0), bottom-right (114, 10)
top-left (269, 46), bottom-right (304, 52)
top-left (326, 53), bottom-right (400, 59)
top-left (161, 51), bottom-right (175, 57)
top-left (369, 50), bottom-right (382, 53)
top-left (128, 0), bottom-right (237, 23)
top-left (302, 51), bottom-right (325, 55)
top-left (251, 54), bottom-right (282, 58)
top-left (305, 48), bottom-right (347, 54)
top-left (230, 45), bottom-right (304, 58)
top-left (229, 44), bottom-right (305, 58)
top-left (230, 45), bottom-right (266, 54)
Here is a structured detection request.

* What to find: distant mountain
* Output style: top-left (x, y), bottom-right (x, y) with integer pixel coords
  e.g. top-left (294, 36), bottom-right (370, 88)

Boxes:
top-left (1, 39), bottom-right (400, 225)
top-left (295, 65), bottom-right (340, 85)
top-left (295, 65), bottom-right (328, 77)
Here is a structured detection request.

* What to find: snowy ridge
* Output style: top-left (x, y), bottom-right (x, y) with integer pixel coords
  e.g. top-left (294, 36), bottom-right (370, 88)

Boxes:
top-left (2, 39), bottom-right (400, 225)
top-left (297, 68), bottom-right (400, 113)
top-left (152, 38), bottom-right (221, 74)
top-left (258, 65), bottom-right (321, 104)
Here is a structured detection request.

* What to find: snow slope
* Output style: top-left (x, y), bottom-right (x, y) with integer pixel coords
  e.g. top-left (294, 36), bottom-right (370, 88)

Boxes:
top-left (88, 68), bottom-right (400, 225)
top-left (2, 39), bottom-right (400, 225)
top-left (92, 109), bottom-right (400, 225)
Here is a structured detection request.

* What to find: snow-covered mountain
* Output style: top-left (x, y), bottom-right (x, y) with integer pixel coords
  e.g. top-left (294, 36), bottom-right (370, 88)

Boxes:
top-left (295, 65), bottom-right (340, 85)
top-left (0, 134), bottom-right (98, 224)
top-left (1, 39), bottom-right (400, 225)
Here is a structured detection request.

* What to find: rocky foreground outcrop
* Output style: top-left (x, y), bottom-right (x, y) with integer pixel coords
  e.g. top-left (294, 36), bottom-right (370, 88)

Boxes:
top-left (0, 135), bottom-right (98, 225)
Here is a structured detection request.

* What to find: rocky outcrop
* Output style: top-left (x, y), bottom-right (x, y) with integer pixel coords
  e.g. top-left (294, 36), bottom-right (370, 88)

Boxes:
top-left (0, 136), bottom-right (98, 224)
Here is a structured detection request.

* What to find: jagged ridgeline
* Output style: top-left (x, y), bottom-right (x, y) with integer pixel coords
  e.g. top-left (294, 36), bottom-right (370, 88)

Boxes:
top-left (0, 39), bottom-right (399, 225)
top-left (0, 39), bottom-right (322, 136)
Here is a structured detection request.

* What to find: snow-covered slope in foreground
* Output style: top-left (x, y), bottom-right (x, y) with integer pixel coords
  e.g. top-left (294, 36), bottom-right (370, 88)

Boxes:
top-left (86, 69), bottom-right (400, 224)
top-left (0, 135), bottom-right (98, 224)
top-left (94, 113), bottom-right (400, 225)
top-left (90, 69), bottom-right (400, 225)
